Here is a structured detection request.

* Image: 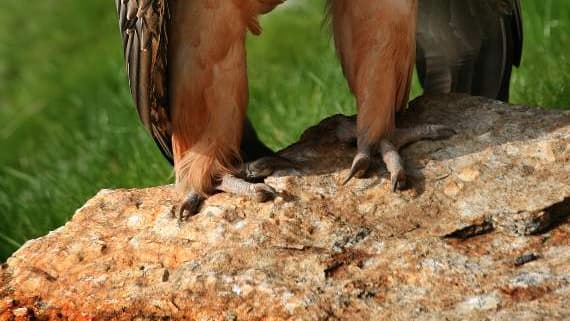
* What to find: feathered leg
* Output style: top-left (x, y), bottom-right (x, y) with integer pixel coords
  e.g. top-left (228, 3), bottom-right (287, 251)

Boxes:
top-left (328, 0), bottom-right (454, 190)
top-left (170, 0), bottom-right (285, 218)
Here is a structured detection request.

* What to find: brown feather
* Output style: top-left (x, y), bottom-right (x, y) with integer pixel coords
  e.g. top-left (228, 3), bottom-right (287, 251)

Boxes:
top-left (169, 0), bottom-right (283, 196)
top-left (116, 0), bottom-right (172, 162)
top-left (116, 0), bottom-right (284, 195)
top-left (328, 0), bottom-right (417, 146)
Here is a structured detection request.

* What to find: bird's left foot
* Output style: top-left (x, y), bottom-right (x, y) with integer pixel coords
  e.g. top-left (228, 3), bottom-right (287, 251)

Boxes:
top-left (178, 156), bottom-right (298, 220)
top-left (345, 124), bottom-right (455, 191)
top-left (178, 176), bottom-right (277, 220)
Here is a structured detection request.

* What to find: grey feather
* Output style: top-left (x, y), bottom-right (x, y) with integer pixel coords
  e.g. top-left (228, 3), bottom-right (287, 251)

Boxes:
top-left (416, 0), bottom-right (523, 101)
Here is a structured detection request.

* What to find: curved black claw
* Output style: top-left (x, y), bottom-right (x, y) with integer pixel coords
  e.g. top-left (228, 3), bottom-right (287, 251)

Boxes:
top-left (343, 152), bottom-right (371, 185)
top-left (390, 170), bottom-right (407, 192)
top-left (380, 140), bottom-right (406, 192)
top-left (243, 156), bottom-right (300, 181)
top-left (178, 192), bottom-right (205, 221)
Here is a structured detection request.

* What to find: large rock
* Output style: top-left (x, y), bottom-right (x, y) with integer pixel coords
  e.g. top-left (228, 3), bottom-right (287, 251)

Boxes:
top-left (1, 95), bottom-right (569, 320)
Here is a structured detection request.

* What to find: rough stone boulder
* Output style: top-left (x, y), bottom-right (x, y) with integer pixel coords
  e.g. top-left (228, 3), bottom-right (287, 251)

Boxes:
top-left (1, 95), bottom-right (569, 320)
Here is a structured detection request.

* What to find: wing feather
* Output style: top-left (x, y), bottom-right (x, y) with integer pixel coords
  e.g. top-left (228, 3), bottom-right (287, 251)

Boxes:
top-left (416, 0), bottom-right (523, 101)
top-left (512, 0), bottom-right (523, 67)
top-left (116, 0), bottom-right (173, 163)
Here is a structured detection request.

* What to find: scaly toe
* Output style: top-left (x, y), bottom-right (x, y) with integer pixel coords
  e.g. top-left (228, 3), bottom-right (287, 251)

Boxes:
top-left (179, 192), bottom-right (205, 220)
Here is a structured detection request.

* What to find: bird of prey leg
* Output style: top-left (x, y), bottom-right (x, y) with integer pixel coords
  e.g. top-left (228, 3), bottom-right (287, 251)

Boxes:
top-left (117, 0), bottom-right (288, 219)
top-left (329, 0), bottom-right (518, 191)
top-left (328, 0), bottom-right (420, 192)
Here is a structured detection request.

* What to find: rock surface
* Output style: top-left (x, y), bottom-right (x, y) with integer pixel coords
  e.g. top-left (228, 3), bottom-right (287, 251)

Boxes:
top-left (1, 95), bottom-right (570, 320)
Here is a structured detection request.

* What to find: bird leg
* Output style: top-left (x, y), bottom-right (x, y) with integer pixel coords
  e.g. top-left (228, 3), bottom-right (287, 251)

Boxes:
top-left (172, 1), bottom-right (291, 220)
top-left (344, 124), bottom-right (455, 191)
top-left (217, 155), bottom-right (298, 202)
top-left (329, 0), bottom-right (436, 191)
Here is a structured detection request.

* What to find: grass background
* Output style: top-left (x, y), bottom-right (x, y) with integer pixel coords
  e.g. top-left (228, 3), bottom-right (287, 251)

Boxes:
top-left (0, 1), bottom-right (568, 261)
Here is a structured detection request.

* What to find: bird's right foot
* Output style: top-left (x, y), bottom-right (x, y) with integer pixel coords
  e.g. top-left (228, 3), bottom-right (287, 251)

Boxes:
top-left (343, 124), bottom-right (455, 191)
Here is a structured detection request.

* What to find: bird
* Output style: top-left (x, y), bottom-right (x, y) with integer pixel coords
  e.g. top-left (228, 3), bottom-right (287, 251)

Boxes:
top-left (115, 0), bottom-right (522, 218)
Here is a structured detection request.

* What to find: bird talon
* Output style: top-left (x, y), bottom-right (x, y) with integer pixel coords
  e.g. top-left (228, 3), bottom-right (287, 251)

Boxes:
top-left (343, 153), bottom-right (371, 185)
top-left (178, 192), bottom-right (204, 220)
top-left (391, 176), bottom-right (399, 192)
top-left (391, 173), bottom-right (407, 192)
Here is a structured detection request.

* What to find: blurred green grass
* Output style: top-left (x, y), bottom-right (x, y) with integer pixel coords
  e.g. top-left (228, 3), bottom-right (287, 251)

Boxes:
top-left (0, 1), bottom-right (568, 261)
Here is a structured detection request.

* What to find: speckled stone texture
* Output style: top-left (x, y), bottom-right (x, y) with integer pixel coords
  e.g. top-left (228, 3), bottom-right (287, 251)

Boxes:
top-left (1, 94), bottom-right (569, 321)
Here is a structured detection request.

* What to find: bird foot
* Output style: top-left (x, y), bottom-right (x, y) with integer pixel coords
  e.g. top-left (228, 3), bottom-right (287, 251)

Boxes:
top-left (344, 124), bottom-right (455, 191)
top-left (178, 155), bottom-right (298, 219)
